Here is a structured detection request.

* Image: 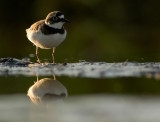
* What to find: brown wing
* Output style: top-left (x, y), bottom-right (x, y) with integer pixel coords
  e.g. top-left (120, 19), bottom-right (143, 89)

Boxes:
top-left (28, 20), bottom-right (45, 31)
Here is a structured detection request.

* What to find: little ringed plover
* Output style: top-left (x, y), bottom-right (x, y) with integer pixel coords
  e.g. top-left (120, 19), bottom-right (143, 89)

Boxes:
top-left (26, 11), bottom-right (70, 63)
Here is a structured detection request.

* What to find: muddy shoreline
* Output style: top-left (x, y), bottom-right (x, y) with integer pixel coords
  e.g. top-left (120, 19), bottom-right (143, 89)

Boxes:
top-left (0, 58), bottom-right (160, 78)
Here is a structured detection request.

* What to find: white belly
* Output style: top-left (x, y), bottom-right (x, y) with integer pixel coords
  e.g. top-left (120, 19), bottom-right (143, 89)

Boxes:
top-left (26, 30), bottom-right (67, 49)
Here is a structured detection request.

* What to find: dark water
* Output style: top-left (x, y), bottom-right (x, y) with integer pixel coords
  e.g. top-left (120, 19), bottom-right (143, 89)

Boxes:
top-left (1, 76), bottom-right (160, 95)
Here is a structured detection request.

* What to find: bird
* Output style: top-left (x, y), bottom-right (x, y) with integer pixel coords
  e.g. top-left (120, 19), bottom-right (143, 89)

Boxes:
top-left (26, 11), bottom-right (70, 64)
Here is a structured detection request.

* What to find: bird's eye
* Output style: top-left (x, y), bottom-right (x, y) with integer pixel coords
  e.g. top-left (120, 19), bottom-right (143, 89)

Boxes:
top-left (53, 16), bottom-right (58, 20)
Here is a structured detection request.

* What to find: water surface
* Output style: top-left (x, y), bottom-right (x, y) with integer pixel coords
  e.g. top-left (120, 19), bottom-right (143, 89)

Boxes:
top-left (0, 75), bottom-right (160, 122)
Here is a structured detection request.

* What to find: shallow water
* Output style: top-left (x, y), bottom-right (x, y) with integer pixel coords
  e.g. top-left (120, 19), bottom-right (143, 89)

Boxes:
top-left (1, 94), bottom-right (160, 122)
top-left (0, 75), bottom-right (160, 122)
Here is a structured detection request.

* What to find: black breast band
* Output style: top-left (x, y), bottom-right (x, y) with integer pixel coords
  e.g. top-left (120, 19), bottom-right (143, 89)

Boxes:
top-left (41, 24), bottom-right (65, 35)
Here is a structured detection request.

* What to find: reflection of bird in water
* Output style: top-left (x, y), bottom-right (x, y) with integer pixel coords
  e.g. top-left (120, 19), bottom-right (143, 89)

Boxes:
top-left (27, 76), bottom-right (68, 105)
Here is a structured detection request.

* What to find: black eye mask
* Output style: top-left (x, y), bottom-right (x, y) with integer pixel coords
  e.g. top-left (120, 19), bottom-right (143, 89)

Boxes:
top-left (47, 17), bottom-right (68, 24)
top-left (46, 18), bottom-right (54, 24)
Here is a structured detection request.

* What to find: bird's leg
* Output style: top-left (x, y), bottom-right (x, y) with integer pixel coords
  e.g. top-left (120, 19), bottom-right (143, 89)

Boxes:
top-left (52, 48), bottom-right (55, 64)
top-left (36, 73), bottom-right (39, 82)
top-left (53, 73), bottom-right (56, 80)
top-left (36, 46), bottom-right (41, 63)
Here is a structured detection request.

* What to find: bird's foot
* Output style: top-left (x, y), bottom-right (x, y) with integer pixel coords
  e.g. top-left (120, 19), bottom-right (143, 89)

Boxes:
top-left (37, 59), bottom-right (41, 64)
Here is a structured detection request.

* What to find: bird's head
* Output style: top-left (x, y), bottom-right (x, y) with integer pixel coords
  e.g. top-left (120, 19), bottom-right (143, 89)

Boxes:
top-left (45, 11), bottom-right (70, 29)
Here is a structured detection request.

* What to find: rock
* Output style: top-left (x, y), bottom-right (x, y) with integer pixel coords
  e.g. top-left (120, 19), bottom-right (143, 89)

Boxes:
top-left (0, 58), bottom-right (31, 66)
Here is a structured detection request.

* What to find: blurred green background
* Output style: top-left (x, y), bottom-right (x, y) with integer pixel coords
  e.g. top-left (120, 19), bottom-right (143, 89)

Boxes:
top-left (0, 0), bottom-right (160, 95)
top-left (0, 0), bottom-right (159, 62)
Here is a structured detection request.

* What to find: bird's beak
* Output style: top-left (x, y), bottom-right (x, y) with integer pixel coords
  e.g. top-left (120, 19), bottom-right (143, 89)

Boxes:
top-left (62, 18), bottom-right (70, 23)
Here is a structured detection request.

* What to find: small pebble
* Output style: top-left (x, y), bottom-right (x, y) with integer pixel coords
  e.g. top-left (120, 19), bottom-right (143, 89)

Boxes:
top-left (63, 62), bottom-right (67, 66)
